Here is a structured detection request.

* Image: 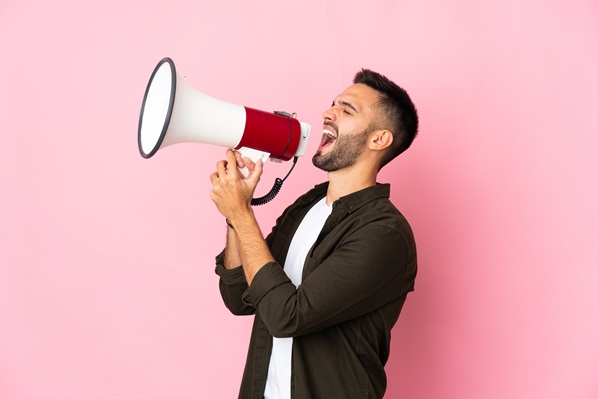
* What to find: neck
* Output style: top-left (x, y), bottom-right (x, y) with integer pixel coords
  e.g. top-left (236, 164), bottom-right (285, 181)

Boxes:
top-left (325, 164), bottom-right (378, 205)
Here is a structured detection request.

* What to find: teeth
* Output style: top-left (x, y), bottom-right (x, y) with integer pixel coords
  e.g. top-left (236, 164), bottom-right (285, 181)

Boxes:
top-left (323, 128), bottom-right (337, 139)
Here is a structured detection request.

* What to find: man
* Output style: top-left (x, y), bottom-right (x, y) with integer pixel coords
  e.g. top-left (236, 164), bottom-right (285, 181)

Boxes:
top-left (210, 69), bottom-right (418, 398)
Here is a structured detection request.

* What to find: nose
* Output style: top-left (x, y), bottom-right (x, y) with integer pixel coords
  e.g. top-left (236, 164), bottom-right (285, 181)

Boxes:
top-left (322, 105), bottom-right (337, 122)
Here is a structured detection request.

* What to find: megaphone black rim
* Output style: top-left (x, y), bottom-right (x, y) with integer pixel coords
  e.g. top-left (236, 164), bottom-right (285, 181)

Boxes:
top-left (138, 57), bottom-right (177, 159)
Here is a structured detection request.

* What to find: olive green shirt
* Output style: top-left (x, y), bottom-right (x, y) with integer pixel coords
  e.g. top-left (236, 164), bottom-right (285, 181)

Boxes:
top-left (215, 182), bottom-right (417, 398)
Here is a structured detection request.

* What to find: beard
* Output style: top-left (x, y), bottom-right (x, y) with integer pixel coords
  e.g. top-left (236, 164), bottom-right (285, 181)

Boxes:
top-left (312, 126), bottom-right (371, 172)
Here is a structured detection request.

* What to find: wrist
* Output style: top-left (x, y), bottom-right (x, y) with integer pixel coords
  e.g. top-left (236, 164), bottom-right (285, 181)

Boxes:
top-left (226, 206), bottom-right (254, 230)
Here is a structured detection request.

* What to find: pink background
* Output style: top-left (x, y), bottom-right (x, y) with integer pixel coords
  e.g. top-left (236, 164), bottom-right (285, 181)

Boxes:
top-left (1, 0), bottom-right (597, 398)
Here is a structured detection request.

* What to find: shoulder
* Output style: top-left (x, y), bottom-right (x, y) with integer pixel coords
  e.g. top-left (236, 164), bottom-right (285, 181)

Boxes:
top-left (279, 182), bottom-right (329, 218)
top-left (349, 197), bottom-right (416, 250)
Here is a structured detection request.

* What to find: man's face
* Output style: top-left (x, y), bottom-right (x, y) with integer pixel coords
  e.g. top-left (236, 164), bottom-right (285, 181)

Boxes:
top-left (312, 83), bottom-right (380, 172)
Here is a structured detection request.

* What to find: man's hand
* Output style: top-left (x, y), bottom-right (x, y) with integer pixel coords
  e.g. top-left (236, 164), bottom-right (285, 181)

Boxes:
top-left (209, 149), bottom-right (263, 220)
top-left (210, 149), bottom-right (274, 285)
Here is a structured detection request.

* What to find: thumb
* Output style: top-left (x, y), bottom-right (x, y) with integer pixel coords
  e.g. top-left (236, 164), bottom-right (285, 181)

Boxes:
top-left (247, 159), bottom-right (264, 185)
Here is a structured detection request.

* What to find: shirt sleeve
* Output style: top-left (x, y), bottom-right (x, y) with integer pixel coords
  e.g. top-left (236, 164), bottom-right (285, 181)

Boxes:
top-left (214, 250), bottom-right (255, 316)
top-left (213, 199), bottom-right (294, 316)
top-left (241, 223), bottom-right (416, 338)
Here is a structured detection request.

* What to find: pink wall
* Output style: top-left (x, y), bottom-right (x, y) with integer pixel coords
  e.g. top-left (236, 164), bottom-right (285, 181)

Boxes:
top-left (1, 0), bottom-right (597, 398)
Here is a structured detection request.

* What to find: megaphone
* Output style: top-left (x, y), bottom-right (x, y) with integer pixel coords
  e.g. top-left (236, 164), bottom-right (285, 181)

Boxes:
top-left (138, 58), bottom-right (311, 204)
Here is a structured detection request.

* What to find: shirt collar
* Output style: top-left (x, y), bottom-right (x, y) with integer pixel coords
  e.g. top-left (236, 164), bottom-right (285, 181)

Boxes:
top-left (308, 182), bottom-right (391, 214)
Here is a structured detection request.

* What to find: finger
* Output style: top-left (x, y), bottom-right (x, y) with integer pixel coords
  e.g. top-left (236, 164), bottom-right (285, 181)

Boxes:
top-left (209, 172), bottom-right (219, 185)
top-left (216, 160), bottom-right (228, 177)
top-left (255, 159), bottom-right (264, 174)
top-left (226, 149), bottom-right (238, 169)
top-left (244, 157), bottom-right (256, 174)
top-left (233, 151), bottom-right (245, 169)
top-left (225, 150), bottom-right (244, 178)
top-left (247, 159), bottom-right (264, 184)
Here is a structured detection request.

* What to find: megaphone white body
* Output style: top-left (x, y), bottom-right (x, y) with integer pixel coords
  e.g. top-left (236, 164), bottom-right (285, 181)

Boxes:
top-left (138, 58), bottom-right (311, 171)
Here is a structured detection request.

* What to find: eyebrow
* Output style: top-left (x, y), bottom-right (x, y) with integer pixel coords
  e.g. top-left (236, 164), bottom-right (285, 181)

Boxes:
top-left (332, 100), bottom-right (358, 113)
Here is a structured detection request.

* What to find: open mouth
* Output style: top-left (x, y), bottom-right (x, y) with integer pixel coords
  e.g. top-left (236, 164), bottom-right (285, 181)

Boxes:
top-left (319, 128), bottom-right (337, 150)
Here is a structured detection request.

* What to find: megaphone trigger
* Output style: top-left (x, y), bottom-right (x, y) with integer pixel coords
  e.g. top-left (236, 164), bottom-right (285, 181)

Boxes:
top-left (236, 147), bottom-right (270, 178)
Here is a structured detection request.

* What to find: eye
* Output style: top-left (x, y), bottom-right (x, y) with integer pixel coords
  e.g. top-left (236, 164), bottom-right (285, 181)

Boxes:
top-left (343, 109), bottom-right (351, 115)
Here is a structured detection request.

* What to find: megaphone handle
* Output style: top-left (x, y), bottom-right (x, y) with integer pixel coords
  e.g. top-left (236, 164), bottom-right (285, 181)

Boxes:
top-left (236, 147), bottom-right (270, 178)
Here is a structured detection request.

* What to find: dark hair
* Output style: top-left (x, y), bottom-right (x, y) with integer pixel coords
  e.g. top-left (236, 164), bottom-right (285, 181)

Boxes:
top-left (353, 69), bottom-right (419, 168)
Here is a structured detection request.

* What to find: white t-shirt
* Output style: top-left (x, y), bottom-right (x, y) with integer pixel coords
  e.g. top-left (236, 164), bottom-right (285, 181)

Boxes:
top-left (263, 197), bottom-right (332, 399)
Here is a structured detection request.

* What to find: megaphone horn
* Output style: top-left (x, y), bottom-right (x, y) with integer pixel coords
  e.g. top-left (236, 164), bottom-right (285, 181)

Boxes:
top-left (138, 57), bottom-right (312, 205)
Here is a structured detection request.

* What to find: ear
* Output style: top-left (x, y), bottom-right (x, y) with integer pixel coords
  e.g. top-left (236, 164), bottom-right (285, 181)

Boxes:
top-left (368, 130), bottom-right (393, 151)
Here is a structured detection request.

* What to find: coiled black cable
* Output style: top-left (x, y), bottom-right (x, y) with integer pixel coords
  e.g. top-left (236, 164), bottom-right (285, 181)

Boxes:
top-left (251, 156), bottom-right (298, 206)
